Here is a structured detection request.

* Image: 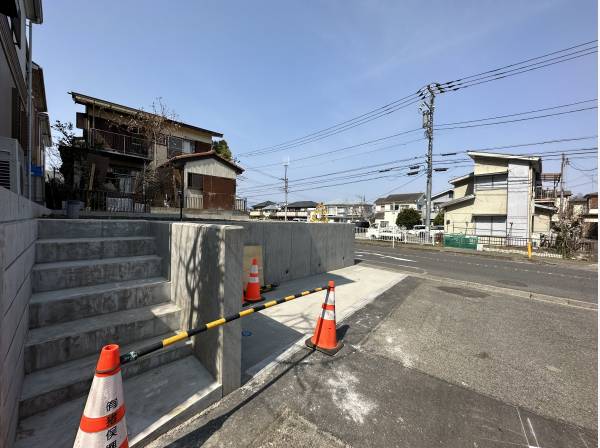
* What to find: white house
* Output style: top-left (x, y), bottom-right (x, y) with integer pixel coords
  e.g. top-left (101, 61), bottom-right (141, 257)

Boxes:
top-left (373, 192), bottom-right (425, 228)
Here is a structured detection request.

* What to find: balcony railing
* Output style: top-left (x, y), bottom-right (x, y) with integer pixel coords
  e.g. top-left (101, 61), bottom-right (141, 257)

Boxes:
top-left (535, 187), bottom-right (558, 200)
top-left (90, 128), bottom-right (150, 158)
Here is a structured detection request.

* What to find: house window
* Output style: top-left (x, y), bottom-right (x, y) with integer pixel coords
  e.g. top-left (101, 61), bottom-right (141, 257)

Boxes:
top-left (475, 173), bottom-right (507, 191)
top-left (187, 173), bottom-right (203, 190)
top-left (168, 136), bottom-right (184, 152)
top-left (394, 204), bottom-right (399, 211)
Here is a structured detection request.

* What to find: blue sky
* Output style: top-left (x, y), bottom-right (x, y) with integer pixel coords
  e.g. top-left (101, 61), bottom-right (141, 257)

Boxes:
top-left (37, 0), bottom-right (597, 205)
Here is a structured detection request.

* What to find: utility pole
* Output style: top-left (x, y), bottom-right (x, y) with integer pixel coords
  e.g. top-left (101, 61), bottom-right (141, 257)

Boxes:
top-left (422, 84), bottom-right (435, 229)
top-left (283, 159), bottom-right (289, 221)
top-left (559, 153), bottom-right (568, 221)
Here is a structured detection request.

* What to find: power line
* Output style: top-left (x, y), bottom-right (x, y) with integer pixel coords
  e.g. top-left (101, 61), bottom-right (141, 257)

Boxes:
top-left (436, 99), bottom-right (596, 127)
top-left (243, 128), bottom-right (423, 170)
top-left (240, 40), bottom-right (596, 157)
top-left (433, 135), bottom-right (597, 156)
top-left (434, 106), bottom-right (597, 131)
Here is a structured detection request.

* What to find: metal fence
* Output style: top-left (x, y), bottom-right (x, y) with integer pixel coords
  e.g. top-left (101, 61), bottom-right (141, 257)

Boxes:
top-left (355, 227), bottom-right (597, 259)
top-left (354, 227), bottom-right (435, 245)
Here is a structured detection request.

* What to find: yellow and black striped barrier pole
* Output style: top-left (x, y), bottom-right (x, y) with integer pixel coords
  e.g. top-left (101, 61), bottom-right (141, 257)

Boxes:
top-left (120, 285), bottom-right (329, 365)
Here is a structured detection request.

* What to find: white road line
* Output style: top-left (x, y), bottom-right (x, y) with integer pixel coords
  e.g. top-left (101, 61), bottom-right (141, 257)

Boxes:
top-left (526, 417), bottom-right (541, 448)
top-left (516, 408), bottom-right (530, 447)
top-left (354, 251), bottom-right (415, 263)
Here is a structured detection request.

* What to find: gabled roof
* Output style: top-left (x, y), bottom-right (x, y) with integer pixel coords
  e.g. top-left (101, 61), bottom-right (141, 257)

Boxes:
top-left (431, 188), bottom-right (453, 200)
top-left (439, 194), bottom-right (475, 209)
top-left (164, 150), bottom-right (244, 174)
top-left (374, 192), bottom-right (424, 205)
top-left (69, 91), bottom-right (223, 137)
top-left (449, 172), bottom-right (474, 185)
top-left (467, 151), bottom-right (541, 162)
top-left (252, 201), bottom-right (276, 209)
top-left (287, 201), bottom-right (318, 208)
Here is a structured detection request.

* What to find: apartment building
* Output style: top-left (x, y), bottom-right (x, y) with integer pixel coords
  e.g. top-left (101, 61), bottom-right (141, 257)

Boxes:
top-left (373, 192), bottom-right (424, 227)
top-left (0, 0), bottom-right (49, 203)
top-left (441, 151), bottom-right (555, 238)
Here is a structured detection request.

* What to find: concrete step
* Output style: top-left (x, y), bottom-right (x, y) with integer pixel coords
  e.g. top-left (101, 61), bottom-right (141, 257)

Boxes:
top-left (29, 278), bottom-right (171, 329)
top-left (35, 236), bottom-right (157, 263)
top-left (19, 333), bottom-right (193, 419)
top-left (32, 255), bottom-right (162, 293)
top-left (25, 302), bottom-right (181, 373)
top-left (38, 219), bottom-right (151, 239)
top-left (16, 356), bottom-right (221, 448)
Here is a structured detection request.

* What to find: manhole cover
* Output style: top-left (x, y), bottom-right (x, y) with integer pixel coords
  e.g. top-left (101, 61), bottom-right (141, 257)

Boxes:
top-left (242, 330), bottom-right (252, 337)
top-left (437, 286), bottom-right (489, 298)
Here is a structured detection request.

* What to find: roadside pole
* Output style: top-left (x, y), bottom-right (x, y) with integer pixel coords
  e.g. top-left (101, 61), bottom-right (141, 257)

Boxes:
top-left (283, 159), bottom-right (289, 221)
top-left (422, 85), bottom-right (435, 231)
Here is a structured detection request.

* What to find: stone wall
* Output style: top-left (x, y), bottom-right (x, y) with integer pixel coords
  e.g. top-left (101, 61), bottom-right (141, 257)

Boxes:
top-left (0, 187), bottom-right (48, 447)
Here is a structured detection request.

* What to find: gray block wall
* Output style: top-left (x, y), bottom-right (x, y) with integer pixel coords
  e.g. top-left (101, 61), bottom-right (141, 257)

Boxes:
top-left (152, 222), bottom-right (244, 396)
top-left (233, 221), bottom-right (354, 284)
top-left (0, 187), bottom-right (48, 447)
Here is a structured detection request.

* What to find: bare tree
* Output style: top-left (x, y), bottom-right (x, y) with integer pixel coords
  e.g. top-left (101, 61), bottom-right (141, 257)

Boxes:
top-left (102, 98), bottom-right (181, 205)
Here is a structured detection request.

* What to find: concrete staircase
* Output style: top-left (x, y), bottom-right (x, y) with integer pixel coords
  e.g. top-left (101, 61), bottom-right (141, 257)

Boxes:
top-left (15, 220), bottom-right (221, 447)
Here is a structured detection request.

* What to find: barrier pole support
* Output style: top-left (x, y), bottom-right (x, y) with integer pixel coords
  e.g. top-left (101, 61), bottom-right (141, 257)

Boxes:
top-left (120, 284), bottom-right (329, 365)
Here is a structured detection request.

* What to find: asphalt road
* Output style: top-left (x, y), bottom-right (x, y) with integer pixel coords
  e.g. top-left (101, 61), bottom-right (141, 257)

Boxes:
top-left (150, 277), bottom-right (597, 448)
top-left (355, 241), bottom-right (598, 303)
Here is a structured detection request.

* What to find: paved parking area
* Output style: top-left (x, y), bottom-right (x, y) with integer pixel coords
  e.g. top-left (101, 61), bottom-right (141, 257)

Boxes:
top-left (150, 275), bottom-right (597, 448)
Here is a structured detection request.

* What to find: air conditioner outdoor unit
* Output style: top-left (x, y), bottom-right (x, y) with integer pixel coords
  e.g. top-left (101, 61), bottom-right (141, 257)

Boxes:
top-left (0, 136), bottom-right (25, 194)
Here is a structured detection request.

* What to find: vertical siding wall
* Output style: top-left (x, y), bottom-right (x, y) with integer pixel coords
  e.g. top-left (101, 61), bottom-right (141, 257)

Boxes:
top-left (0, 187), bottom-right (48, 447)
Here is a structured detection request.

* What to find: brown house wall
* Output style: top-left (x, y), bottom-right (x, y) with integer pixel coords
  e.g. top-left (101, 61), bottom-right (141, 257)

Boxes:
top-left (203, 175), bottom-right (236, 210)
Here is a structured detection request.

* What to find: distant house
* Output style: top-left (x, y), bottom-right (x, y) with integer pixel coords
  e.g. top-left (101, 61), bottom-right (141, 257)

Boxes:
top-left (440, 151), bottom-right (555, 238)
top-left (325, 202), bottom-right (372, 223)
top-left (276, 201), bottom-right (317, 221)
top-left (430, 189), bottom-right (454, 219)
top-left (582, 193), bottom-right (598, 239)
top-left (249, 200), bottom-right (278, 220)
top-left (373, 193), bottom-right (425, 227)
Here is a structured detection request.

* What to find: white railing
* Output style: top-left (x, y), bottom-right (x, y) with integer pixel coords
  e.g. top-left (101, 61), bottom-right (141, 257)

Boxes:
top-left (354, 227), bottom-right (435, 245)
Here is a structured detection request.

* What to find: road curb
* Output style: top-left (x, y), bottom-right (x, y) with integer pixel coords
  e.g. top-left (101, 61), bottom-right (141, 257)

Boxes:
top-left (414, 273), bottom-right (598, 311)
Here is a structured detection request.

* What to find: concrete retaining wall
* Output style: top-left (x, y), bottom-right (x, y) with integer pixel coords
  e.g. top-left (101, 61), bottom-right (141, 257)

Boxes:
top-left (232, 222), bottom-right (354, 284)
top-left (0, 187), bottom-right (48, 447)
top-left (150, 222), bottom-right (244, 396)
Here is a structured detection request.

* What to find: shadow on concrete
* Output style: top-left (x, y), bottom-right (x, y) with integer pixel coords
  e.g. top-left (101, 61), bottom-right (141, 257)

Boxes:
top-left (241, 313), bottom-right (303, 382)
top-left (162, 350), bottom-right (314, 448)
top-left (241, 273), bottom-right (355, 384)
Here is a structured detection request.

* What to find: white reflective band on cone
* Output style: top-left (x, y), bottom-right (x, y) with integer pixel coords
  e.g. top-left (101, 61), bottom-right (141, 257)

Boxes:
top-left (81, 373), bottom-right (125, 418)
top-left (248, 276), bottom-right (259, 283)
top-left (320, 309), bottom-right (336, 321)
top-left (74, 419), bottom-right (127, 448)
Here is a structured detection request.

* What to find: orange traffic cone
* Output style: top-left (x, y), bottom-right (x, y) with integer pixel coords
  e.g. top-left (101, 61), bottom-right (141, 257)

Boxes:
top-left (74, 344), bottom-right (128, 448)
top-left (243, 258), bottom-right (263, 303)
top-left (305, 281), bottom-right (344, 355)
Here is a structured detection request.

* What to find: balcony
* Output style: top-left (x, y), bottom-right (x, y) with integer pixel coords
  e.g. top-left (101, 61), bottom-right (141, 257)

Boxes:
top-left (90, 128), bottom-right (150, 159)
top-left (535, 187), bottom-right (559, 202)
